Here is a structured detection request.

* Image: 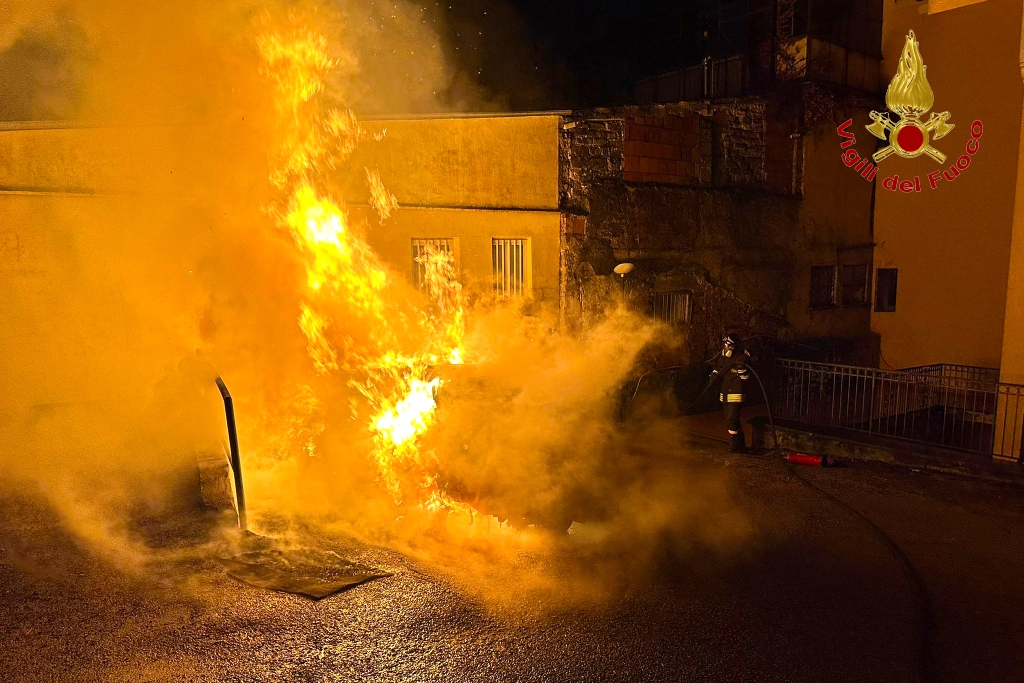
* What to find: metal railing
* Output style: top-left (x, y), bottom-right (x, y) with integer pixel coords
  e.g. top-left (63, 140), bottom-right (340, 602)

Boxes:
top-left (901, 363), bottom-right (1002, 385)
top-left (635, 55), bottom-right (750, 104)
top-left (773, 359), bottom-right (1024, 460)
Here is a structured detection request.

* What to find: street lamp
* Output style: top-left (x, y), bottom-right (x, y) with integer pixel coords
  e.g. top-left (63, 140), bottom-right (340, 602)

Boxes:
top-left (613, 262), bottom-right (634, 299)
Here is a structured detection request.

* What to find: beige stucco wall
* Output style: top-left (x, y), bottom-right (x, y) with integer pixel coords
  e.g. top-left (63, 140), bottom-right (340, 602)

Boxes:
top-left (0, 192), bottom-right (202, 410)
top-left (349, 115), bottom-right (561, 210)
top-left (870, 0), bottom-right (1024, 368)
top-left (1000, 106), bottom-right (1024, 386)
top-left (0, 116), bottom-right (565, 418)
top-left (362, 206), bottom-right (561, 302)
top-left (0, 124), bottom-right (218, 414)
top-left (788, 112), bottom-right (877, 341)
top-left (345, 114), bottom-right (563, 302)
top-left (0, 125), bottom-right (154, 192)
top-left (0, 122), bottom-right (261, 196)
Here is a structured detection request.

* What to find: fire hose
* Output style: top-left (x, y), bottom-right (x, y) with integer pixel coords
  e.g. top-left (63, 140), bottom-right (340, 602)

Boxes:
top-left (627, 359), bottom-right (934, 681)
top-left (745, 364), bottom-right (935, 683)
top-left (624, 363), bottom-right (716, 418)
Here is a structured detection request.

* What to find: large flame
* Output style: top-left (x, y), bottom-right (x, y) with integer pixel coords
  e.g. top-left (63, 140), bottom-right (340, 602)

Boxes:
top-left (257, 22), bottom-right (471, 514)
top-left (886, 30), bottom-right (934, 118)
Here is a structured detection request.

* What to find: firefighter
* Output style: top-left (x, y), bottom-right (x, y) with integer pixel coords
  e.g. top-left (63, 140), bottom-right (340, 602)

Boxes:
top-left (709, 333), bottom-right (751, 453)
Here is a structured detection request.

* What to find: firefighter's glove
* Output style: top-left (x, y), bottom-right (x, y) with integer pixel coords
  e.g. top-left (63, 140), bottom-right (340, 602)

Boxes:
top-left (732, 366), bottom-right (751, 380)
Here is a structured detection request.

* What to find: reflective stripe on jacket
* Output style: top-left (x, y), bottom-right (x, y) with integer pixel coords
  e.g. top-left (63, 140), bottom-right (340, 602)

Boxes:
top-left (713, 348), bottom-right (751, 395)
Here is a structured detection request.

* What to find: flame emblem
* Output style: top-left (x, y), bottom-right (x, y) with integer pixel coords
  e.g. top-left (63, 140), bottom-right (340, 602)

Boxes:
top-left (866, 30), bottom-right (954, 163)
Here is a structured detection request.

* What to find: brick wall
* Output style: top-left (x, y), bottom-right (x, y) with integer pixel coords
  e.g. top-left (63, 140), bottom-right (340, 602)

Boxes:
top-left (622, 114), bottom-right (700, 185)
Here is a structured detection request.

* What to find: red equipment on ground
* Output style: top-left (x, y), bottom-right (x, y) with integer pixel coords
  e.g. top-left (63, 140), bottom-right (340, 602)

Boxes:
top-left (786, 452), bottom-right (836, 467)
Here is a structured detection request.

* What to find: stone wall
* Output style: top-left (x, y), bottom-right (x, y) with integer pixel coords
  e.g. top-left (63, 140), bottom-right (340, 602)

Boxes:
top-left (559, 118), bottom-right (623, 216)
top-left (710, 103), bottom-right (767, 188)
top-left (558, 97), bottom-right (874, 377)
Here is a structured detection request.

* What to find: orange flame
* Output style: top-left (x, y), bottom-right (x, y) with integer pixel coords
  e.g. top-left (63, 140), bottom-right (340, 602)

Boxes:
top-left (366, 169), bottom-right (400, 223)
top-left (419, 246), bottom-right (466, 365)
top-left (257, 23), bottom-right (474, 517)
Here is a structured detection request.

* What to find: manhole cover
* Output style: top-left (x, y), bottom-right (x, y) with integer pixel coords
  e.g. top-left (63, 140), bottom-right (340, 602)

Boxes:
top-left (222, 548), bottom-right (391, 599)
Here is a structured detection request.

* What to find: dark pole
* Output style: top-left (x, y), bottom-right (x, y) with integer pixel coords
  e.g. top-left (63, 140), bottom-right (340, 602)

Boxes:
top-left (215, 377), bottom-right (247, 531)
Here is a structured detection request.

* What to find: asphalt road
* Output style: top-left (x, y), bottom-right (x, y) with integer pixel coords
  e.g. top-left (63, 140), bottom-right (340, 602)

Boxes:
top-left (2, 434), bottom-right (1024, 683)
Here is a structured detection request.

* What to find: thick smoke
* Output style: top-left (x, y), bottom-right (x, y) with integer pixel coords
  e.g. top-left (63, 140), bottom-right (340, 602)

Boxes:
top-left (0, 0), bottom-right (571, 121)
top-left (0, 0), bottom-right (748, 601)
top-left (0, 9), bottom-right (90, 121)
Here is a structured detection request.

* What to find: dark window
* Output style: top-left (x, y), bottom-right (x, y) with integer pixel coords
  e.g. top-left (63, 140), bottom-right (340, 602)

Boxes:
top-left (655, 291), bottom-right (692, 326)
top-left (875, 268), bottom-right (898, 312)
top-left (841, 264), bottom-right (869, 306)
top-left (809, 265), bottom-right (836, 308)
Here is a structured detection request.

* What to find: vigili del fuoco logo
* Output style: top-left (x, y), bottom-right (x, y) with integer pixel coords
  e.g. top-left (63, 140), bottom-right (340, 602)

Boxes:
top-left (835, 30), bottom-right (983, 193)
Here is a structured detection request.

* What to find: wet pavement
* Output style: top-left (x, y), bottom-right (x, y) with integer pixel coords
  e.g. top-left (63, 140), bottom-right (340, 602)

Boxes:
top-left (2, 434), bottom-right (1024, 682)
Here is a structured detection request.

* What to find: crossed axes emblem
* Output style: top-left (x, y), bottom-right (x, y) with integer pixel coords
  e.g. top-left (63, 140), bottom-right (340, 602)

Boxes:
top-left (866, 110), bottom-right (954, 164)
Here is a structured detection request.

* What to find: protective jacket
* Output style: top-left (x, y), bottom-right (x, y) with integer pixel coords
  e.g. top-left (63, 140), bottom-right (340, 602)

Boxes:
top-left (711, 347), bottom-right (751, 403)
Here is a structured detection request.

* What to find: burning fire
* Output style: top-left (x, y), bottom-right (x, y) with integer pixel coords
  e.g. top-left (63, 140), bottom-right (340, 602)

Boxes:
top-left (366, 169), bottom-right (399, 223)
top-left (257, 22), bottom-right (473, 516)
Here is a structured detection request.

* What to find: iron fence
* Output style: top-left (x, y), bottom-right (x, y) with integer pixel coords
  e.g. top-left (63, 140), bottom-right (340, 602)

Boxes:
top-left (635, 55), bottom-right (751, 104)
top-left (901, 363), bottom-right (1002, 385)
top-left (773, 358), bottom-right (1024, 460)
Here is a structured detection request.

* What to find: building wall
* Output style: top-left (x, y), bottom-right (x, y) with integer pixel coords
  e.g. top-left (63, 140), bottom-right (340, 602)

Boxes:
top-left (361, 206), bottom-right (561, 303)
top-left (0, 192), bottom-right (185, 410)
top-left (0, 184), bottom-right (234, 491)
top-left (0, 122), bottom-right (262, 195)
top-left (0, 125), bottom-right (158, 192)
top-left (1001, 104), bottom-right (1024, 386)
top-left (0, 124), bottom-right (232, 416)
top-left (346, 115), bottom-right (563, 302)
top-left (870, 0), bottom-right (1024, 369)
top-left (560, 98), bottom-right (876, 365)
top-left (791, 104), bottom-right (878, 343)
top-left (349, 115), bottom-right (561, 210)
top-left (0, 117), bottom-right (565, 467)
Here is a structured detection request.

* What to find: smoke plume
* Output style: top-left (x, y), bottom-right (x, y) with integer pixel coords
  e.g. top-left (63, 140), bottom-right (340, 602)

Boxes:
top-left (0, 0), bottom-right (748, 603)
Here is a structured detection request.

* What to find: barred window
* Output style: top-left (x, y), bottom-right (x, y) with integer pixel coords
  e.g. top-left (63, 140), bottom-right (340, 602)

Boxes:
top-left (809, 265), bottom-right (836, 308)
top-left (492, 238), bottom-right (528, 298)
top-left (411, 238), bottom-right (453, 292)
top-left (841, 264), bottom-right (869, 306)
top-left (655, 291), bottom-right (692, 326)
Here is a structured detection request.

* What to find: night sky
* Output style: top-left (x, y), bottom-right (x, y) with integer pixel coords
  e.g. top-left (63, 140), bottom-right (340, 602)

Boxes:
top-left (415, 0), bottom-right (707, 110)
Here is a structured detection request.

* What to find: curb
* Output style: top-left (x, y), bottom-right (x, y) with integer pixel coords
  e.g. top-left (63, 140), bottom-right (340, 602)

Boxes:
top-left (751, 420), bottom-right (1024, 486)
